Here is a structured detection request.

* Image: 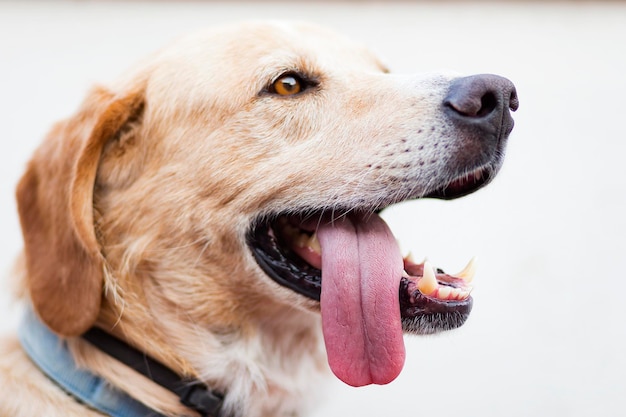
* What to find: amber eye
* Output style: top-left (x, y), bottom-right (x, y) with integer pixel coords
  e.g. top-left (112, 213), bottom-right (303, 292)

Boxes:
top-left (271, 74), bottom-right (303, 96)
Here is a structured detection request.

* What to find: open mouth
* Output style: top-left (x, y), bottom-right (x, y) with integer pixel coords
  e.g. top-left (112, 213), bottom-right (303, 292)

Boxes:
top-left (248, 213), bottom-right (475, 327)
top-left (248, 212), bottom-right (475, 309)
top-left (246, 167), bottom-right (486, 387)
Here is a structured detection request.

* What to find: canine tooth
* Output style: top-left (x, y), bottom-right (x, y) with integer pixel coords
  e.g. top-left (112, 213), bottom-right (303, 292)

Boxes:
top-left (438, 286), bottom-right (452, 300)
top-left (455, 257), bottom-right (477, 283)
top-left (417, 261), bottom-right (438, 296)
top-left (404, 251), bottom-right (415, 263)
top-left (308, 233), bottom-right (321, 253)
top-left (415, 256), bottom-right (429, 266)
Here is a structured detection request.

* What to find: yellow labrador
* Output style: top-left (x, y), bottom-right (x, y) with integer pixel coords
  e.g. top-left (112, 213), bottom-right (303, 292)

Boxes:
top-left (0, 21), bottom-right (517, 417)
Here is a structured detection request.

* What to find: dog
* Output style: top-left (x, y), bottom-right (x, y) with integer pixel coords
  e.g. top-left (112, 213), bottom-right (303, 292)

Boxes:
top-left (0, 21), bottom-right (517, 417)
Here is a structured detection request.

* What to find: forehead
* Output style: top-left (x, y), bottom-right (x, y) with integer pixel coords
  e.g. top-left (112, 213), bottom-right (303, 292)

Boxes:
top-left (245, 21), bottom-right (386, 72)
top-left (154, 21), bottom-right (386, 82)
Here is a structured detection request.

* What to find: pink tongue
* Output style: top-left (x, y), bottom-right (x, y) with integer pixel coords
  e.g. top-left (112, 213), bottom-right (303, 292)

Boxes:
top-left (317, 213), bottom-right (405, 387)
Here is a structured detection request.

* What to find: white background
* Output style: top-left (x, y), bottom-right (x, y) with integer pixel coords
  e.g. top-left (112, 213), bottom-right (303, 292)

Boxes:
top-left (1, 1), bottom-right (625, 416)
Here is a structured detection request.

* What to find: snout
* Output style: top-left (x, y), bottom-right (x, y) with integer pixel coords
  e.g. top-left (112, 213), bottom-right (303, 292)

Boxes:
top-left (444, 74), bottom-right (518, 139)
top-left (423, 74), bottom-right (518, 200)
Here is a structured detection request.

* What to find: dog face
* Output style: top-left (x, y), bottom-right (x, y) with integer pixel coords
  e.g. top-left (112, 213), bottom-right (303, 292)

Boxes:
top-left (16, 21), bottom-right (516, 405)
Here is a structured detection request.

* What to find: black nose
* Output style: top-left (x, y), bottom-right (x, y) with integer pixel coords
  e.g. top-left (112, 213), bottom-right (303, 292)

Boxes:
top-left (444, 74), bottom-right (518, 136)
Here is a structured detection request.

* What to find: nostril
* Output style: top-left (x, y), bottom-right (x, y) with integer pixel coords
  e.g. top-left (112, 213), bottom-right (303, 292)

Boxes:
top-left (444, 89), bottom-right (498, 118)
top-left (444, 74), bottom-right (518, 120)
top-left (509, 89), bottom-right (519, 112)
top-left (477, 92), bottom-right (498, 118)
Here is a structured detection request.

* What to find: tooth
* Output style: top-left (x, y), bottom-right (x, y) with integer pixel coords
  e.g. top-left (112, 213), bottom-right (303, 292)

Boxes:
top-left (438, 286), bottom-right (451, 300)
top-left (455, 257), bottom-right (477, 283)
top-left (403, 251), bottom-right (415, 263)
top-left (417, 261), bottom-right (438, 296)
top-left (308, 233), bottom-right (321, 253)
top-left (450, 287), bottom-right (461, 300)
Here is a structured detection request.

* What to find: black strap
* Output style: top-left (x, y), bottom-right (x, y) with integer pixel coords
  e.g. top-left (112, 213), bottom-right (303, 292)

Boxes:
top-left (83, 327), bottom-right (226, 417)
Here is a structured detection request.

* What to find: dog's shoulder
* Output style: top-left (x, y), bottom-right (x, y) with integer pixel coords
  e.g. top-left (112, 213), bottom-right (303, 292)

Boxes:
top-left (0, 336), bottom-right (105, 417)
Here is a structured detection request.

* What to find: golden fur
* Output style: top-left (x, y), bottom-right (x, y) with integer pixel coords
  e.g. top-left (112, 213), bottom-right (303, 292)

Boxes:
top-left (0, 21), bottom-right (469, 417)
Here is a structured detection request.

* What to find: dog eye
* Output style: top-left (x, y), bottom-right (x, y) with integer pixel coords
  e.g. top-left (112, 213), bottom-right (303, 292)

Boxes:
top-left (270, 73), bottom-right (304, 96)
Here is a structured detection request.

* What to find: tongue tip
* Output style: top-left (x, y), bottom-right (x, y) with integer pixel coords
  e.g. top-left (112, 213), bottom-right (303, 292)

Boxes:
top-left (330, 349), bottom-right (406, 387)
top-left (334, 368), bottom-right (404, 387)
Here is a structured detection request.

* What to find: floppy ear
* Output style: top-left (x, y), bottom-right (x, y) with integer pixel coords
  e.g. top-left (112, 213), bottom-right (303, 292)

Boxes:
top-left (16, 86), bottom-right (145, 336)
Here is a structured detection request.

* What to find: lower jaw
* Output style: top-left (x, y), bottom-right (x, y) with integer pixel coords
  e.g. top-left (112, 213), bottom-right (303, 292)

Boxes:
top-left (399, 275), bottom-right (473, 334)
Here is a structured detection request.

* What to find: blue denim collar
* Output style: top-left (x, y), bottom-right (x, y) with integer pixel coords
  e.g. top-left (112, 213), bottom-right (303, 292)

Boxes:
top-left (18, 306), bottom-right (166, 417)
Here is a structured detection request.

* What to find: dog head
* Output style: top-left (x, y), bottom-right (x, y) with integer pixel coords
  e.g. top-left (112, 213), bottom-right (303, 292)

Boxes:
top-left (16, 21), bottom-right (517, 397)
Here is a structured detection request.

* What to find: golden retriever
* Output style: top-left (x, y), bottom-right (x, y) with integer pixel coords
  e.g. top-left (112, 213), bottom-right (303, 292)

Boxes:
top-left (0, 21), bottom-right (517, 417)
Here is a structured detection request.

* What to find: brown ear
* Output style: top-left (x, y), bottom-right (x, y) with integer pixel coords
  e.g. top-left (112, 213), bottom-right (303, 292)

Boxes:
top-left (17, 87), bottom-right (145, 336)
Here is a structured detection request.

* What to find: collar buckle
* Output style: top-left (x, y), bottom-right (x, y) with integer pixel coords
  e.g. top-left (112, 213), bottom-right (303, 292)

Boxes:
top-left (179, 382), bottom-right (225, 417)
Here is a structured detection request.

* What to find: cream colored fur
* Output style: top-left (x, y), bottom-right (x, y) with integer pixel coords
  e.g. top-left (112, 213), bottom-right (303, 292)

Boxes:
top-left (0, 21), bottom-right (462, 417)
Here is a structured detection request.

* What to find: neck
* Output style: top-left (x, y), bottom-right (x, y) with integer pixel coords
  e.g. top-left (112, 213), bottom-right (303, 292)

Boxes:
top-left (22, 304), bottom-right (328, 417)
top-left (101, 305), bottom-right (329, 417)
top-left (82, 326), bottom-right (225, 416)
top-left (18, 306), bottom-right (192, 417)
